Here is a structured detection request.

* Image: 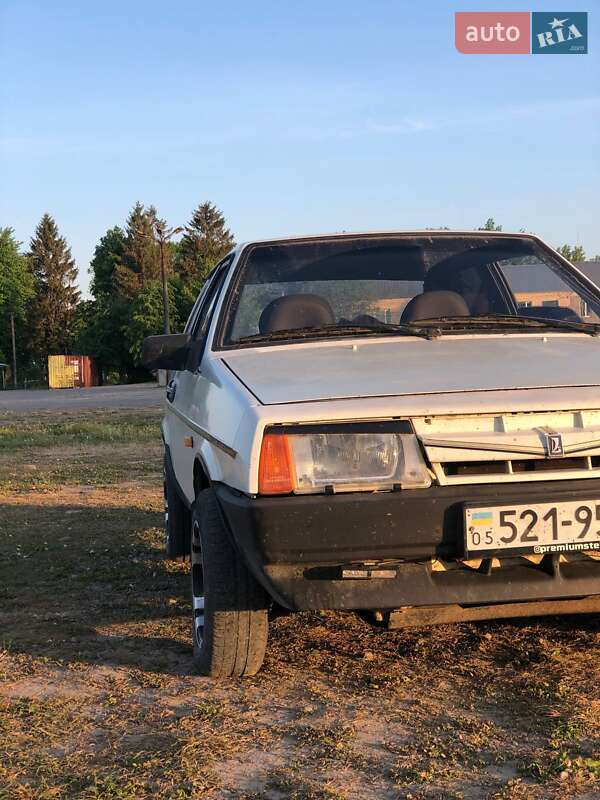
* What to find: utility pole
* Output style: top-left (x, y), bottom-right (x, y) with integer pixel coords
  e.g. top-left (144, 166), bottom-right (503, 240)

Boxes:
top-left (154, 223), bottom-right (183, 335)
top-left (158, 237), bottom-right (170, 334)
top-left (10, 313), bottom-right (17, 388)
top-left (135, 222), bottom-right (183, 336)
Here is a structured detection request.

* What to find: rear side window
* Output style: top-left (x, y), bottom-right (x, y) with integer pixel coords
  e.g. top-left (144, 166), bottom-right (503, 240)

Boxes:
top-left (498, 257), bottom-right (600, 323)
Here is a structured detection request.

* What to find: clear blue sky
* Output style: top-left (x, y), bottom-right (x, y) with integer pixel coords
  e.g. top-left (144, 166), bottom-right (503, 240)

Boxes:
top-left (1, 0), bottom-right (598, 296)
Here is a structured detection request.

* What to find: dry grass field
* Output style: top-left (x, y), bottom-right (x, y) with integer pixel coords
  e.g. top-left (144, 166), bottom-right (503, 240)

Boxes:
top-left (0, 408), bottom-right (599, 799)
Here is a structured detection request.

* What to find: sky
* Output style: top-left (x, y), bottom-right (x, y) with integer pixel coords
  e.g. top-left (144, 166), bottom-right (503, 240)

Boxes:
top-left (1, 0), bottom-right (598, 296)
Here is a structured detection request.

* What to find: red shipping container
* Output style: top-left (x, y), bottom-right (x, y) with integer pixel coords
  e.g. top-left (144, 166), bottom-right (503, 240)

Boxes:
top-left (48, 355), bottom-right (100, 388)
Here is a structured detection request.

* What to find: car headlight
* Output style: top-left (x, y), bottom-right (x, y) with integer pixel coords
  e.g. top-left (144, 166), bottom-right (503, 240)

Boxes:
top-left (258, 424), bottom-right (431, 495)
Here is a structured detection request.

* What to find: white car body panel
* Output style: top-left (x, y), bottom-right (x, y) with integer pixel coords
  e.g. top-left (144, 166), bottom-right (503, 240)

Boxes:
top-left (163, 355), bottom-right (258, 502)
top-left (166, 347), bottom-right (600, 498)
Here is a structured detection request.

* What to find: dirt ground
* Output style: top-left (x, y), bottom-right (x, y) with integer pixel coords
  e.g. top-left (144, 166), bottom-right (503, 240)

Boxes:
top-left (0, 408), bottom-right (599, 799)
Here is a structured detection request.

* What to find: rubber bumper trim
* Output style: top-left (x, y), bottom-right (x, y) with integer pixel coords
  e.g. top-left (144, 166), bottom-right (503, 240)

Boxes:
top-left (214, 480), bottom-right (600, 611)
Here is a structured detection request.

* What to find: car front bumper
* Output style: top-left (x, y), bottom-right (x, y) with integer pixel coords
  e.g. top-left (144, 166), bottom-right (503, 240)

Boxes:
top-left (214, 479), bottom-right (600, 613)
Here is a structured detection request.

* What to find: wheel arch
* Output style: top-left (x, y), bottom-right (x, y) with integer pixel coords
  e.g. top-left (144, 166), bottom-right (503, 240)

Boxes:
top-left (193, 456), bottom-right (211, 499)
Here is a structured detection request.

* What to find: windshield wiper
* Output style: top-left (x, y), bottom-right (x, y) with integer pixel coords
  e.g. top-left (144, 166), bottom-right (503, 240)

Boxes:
top-left (235, 315), bottom-right (600, 345)
top-left (411, 314), bottom-right (600, 337)
top-left (235, 322), bottom-right (437, 345)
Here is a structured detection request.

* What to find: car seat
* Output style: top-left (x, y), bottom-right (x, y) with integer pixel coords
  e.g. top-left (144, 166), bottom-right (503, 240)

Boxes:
top-left (259, 294), bottom-right (335, 334)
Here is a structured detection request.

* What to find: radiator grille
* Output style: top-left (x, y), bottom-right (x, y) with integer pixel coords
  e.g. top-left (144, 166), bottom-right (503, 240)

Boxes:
top-left (442, 456), bottom-right (591, 478)
top-left (413, 410), bottom-right (600, 486)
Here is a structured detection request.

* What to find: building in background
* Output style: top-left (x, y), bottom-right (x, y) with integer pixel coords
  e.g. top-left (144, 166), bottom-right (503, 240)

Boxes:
top-left (576, 261), bottom-right (600, 286)
top-left (371, 261), bottom-right (600, 323)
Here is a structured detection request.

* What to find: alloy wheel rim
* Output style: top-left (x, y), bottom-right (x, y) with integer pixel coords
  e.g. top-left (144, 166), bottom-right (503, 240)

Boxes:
top-left (191, 519), bottom-right (205, 647)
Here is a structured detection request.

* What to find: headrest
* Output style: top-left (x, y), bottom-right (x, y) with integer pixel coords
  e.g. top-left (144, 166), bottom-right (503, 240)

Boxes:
top-left (401, 290), bottom-right (470, 323)
top-left (258, 294), bottom-right (335, 334)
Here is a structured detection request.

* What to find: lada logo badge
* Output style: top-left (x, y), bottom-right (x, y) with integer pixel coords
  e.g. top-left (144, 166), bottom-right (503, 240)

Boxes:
top-left (544, 432), bottom-right (564, 458)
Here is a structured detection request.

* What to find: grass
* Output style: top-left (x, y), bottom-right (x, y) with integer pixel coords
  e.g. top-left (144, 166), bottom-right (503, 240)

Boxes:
top-left (0, 407), bottom-right (599, 799)
top-left (0, 410), bottom-right (161, 449)
top-left (0, 409), bottom-right (163, 491)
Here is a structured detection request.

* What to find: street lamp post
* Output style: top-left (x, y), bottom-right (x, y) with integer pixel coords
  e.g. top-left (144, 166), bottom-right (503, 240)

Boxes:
top-left (153, 223), bottom-right (183, 335)
top-left (158, 234), bottom-right (170, 334)
top-left (135, 222), bottom-right (183, 336)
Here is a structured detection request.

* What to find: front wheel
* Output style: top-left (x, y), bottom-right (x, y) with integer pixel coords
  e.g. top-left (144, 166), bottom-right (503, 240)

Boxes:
top-left (191, 488), bottom-right (269, 677)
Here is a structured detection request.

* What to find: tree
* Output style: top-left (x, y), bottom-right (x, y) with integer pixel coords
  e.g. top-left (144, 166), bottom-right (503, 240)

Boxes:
top-left (177, 202), bottom-right (234, 284)
top-left (125, 280), bottom-right (183, 364)
top-left (0, 228), bottom-right (34, 379)
top-left (85, 208), bottom-right (184, 378)
top-left (116, 202), bottom-right (162, 298)
top-left (80, 201), bottom-right (234, 379)
top-left (28, 214), bottom-right (80, 358)
top-left (90, 226), bottom-right (125, 298)
top-left (557, 244), bottom-right (586, 263)
top-left (79, 226), bottom-right (136, 379)
top-left (478, 218), bottom-right (503, 232)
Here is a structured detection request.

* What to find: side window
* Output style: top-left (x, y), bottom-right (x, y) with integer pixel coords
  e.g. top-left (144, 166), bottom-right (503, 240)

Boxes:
top-left (184, 280), bottom-right (213, 333)
top-left (183, 258), bottom-right (233, 371)
top-left (184, 256), bottom-right (232, 336)
top-left (191, 258), bottom-right (232, 341)
top-left (498, 258), bottom-right (600, 323)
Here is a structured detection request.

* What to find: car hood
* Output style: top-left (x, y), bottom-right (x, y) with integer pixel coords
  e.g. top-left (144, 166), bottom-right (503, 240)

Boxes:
top-left (222, 334), bottom-right (600, 405)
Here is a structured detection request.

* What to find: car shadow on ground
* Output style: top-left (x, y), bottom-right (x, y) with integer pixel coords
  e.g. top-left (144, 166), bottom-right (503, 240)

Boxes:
top-left (1, 499), bottom-right (599, 678)
top-left (0, 499), bottom-right (198, 674)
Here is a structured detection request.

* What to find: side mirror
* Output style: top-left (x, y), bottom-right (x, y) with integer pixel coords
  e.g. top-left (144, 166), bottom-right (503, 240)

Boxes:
top-left (142, 333), bottom-right (192, 371)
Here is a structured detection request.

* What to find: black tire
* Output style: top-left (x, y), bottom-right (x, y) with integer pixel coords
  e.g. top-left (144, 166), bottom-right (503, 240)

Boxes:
top-left (191, 488), bottom-right (269, 677)
top-left (164, 454), bottom-right (191, 560)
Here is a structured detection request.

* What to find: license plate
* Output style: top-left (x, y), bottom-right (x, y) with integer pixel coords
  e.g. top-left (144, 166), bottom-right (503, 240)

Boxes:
top-left (464, 499), bottom-right (600, 558)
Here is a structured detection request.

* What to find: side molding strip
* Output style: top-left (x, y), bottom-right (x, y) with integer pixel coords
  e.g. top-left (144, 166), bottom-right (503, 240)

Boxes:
top-left (165, 403), bottom-right (237, 459)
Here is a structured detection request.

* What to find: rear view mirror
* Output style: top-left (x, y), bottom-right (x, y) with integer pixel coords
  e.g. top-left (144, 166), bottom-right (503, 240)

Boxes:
top-left (142, 333), bottom-right (192, 371)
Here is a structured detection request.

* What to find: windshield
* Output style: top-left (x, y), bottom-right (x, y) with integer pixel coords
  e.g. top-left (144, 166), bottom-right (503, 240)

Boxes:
top-left (221, 235), bottom-right (600, 346)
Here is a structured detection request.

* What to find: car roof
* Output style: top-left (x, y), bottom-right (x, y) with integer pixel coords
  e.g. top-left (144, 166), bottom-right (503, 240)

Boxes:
top-left (234, 230), bottom-right (545, 250)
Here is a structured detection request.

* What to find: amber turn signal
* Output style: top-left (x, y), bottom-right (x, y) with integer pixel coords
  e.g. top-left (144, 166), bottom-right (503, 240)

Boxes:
top-left (258, 433), bottom-right (295, 495)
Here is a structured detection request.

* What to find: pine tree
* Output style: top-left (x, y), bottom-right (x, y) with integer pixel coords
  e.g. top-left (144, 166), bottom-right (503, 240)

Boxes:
top-left (28, 214), bottom-right (80, 357)
top-left (116, 202), bottom-right (162, 298)
top-left (90, 226), bottom-right (126, 298)
top-left (85, 207), bottom-right (182, 378)
top-left (177, 202), bottom-right (234, 283)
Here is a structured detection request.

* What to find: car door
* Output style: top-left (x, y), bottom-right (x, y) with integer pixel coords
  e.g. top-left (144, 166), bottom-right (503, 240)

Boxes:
top-left (165, 258), bottom-right (233, 501)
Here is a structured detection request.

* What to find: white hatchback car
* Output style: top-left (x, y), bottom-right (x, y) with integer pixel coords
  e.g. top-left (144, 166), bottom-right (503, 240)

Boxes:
top-left (143, 231), bottom-right (600, 677)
